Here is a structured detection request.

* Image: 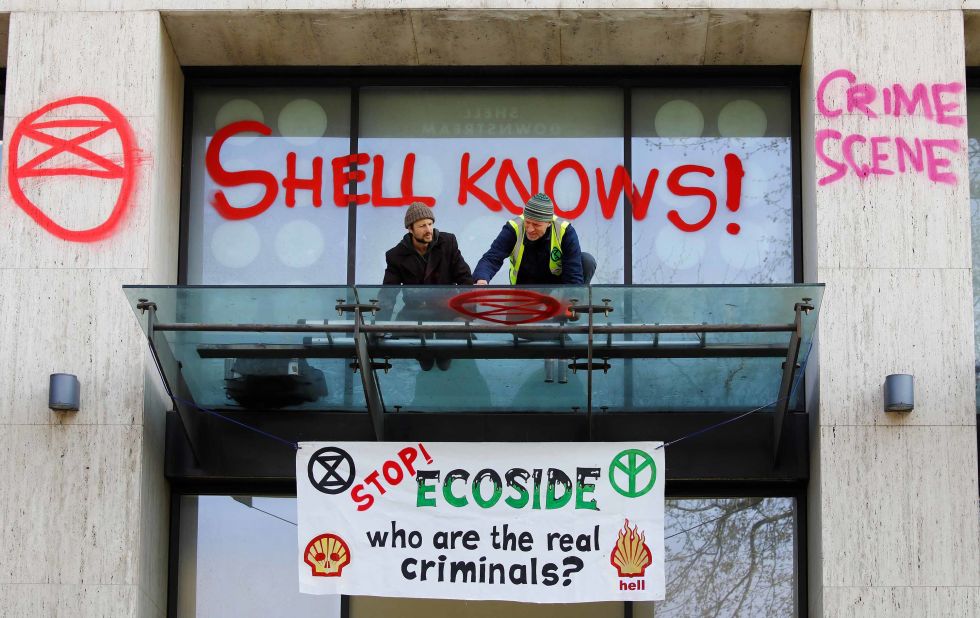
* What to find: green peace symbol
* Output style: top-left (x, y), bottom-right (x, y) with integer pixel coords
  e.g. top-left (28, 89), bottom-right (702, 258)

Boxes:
top-left (608, 448), bottom-right (657, 498)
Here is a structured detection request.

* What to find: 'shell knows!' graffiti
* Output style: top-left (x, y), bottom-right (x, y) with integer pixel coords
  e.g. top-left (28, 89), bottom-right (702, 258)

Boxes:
top-left (207, 120), bottom-right (747, 235)
top-left (7, 96), bottom-right (142, 242)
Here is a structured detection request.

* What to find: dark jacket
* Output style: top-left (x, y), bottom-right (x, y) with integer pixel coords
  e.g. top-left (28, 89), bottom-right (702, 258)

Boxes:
top-left (382, 229), bottom-right (473, 286)
top-left (379, 230), bottom-right (473, 320)
top-left (472, 222), bottom-right (584, 285)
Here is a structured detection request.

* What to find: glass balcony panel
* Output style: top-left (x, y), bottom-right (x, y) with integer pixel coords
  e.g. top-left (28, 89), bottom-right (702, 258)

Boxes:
top-left (124, 284), bottom-right (821, 414)
top-left (356, 284), bottom-right (591, 412)
top-left (588, 284), bottom-right (822, 412)
top-left (124, 285), bottom-right (366, 411)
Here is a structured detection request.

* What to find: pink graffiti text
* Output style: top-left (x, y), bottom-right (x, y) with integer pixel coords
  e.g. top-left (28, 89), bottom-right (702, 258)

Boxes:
top-left (814, 70), bottom-right (964, 186)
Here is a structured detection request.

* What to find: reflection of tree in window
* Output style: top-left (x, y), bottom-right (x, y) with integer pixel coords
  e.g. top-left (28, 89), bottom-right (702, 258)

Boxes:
top-left (968, 137), bottom-right (980, 391)
top-left (631, 137), bottom-right (793, 284)
top-left (652, 498), bottom-right (796, 617)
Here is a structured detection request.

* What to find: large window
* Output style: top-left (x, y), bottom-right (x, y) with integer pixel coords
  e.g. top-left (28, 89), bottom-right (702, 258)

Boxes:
top-left (631, 89), bottom-right (793, 283)
top-left (177, 495), bottom-right (798, 618)
top-left (356, 88), bottom-right (625, 284)
top-left (184, 88), bottom-right (351, 284)
top-left (176, 496), bottom-right (341, 616)
top-left (182, 77), bottom-right (797, 287)
top-left (174, 73), bottom-right (804, 616)
top-left (968, 88), bottom-right (980, 412)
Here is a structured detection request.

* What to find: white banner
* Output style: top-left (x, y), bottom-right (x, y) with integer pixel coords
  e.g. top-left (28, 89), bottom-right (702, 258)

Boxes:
top-left (297, 441), bottom-right (665, 602)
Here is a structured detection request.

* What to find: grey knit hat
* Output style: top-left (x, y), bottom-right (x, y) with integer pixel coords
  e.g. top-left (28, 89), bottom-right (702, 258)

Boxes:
top-left (523, 193), bottom-right (554, 222)
top-left (404, 202), bottom-right (435, 228)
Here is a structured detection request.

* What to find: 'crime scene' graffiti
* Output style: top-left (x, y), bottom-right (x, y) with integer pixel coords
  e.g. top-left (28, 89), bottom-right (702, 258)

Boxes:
top-left (814, 70), bottom-right (964, 186)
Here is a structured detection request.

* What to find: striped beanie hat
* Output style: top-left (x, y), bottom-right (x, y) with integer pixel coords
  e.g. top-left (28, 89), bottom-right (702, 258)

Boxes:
top-left (523, 193), bottom-right (554, 222)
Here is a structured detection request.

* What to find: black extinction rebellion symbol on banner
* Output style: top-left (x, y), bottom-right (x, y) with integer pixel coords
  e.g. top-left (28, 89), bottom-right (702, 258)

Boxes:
top-left (308, 447), bottom-right (356, 495)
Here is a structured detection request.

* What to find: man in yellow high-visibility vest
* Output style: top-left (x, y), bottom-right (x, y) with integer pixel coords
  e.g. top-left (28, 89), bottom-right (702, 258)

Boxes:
top-left (473, 193), bottom-right (584, 285)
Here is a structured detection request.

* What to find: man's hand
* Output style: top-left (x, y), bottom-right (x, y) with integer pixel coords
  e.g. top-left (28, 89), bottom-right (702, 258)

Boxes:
top-left (475, 279), bottom-right (488, 285)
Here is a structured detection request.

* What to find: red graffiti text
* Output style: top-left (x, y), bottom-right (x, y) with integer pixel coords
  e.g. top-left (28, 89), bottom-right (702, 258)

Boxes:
top-left (206, 120), bottom-right (747, 234)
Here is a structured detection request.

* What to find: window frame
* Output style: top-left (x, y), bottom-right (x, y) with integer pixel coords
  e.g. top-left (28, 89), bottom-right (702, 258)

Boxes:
top-left (170, 67), bottom-right (807, 618)
top-left (177, 67), bottom-right (803, 287)
top-left (959, 70), bottom-right (980, 510)
top-left (166, 485), bottom-right (807, 618)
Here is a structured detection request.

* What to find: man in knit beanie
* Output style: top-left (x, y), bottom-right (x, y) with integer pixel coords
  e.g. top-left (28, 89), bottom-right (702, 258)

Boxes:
top-left (383, 202), bottom-right (472, 286)
top-left (473, 192), bottom-right (585, 285)
top-left (380, 201), bottom-right (473, 370)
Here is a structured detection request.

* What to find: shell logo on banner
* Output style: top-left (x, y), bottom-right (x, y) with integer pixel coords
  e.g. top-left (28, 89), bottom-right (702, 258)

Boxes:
top-left (296, 441), bottom-right (665, 603)
top-left (611, 520), bottom-right (652, 591)
top-left (304, 533), bottom-right (351, 577)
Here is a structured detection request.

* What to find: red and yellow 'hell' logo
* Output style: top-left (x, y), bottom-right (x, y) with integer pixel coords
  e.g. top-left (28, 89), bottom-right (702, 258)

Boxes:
top-left (610, 519), bottom-right (652, 578)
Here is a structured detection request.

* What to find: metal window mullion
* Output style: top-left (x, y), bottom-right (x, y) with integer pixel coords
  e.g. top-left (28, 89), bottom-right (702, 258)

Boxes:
top-left (624, 85), bottom-right (634, 414)
top-left (347, 87), bottom-right (360, 285)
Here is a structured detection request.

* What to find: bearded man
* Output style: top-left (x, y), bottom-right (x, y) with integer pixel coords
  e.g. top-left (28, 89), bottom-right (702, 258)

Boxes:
top-left (380, 202), bottom-right (473, 371)
top-left (383, 202), bottom-right (473, 287)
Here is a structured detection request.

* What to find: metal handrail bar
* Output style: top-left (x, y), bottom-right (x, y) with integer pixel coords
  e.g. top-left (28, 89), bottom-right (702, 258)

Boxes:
top-left (153, 322), bottom-right (797, 335)
top-left (197, 340), bottom-right (789, 360)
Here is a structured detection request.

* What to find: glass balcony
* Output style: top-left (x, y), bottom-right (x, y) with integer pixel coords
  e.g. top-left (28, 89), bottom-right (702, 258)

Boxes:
top-left (124, 284), bottom-right (822, 419)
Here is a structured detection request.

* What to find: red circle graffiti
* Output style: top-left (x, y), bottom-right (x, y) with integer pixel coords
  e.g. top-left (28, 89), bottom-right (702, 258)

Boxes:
top-left (449, 289), bottom-right (563, 325)
top-left (7, 96), bottom-right (138, 242)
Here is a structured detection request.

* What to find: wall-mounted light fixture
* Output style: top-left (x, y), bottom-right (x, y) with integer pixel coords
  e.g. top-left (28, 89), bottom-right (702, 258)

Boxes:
top-left (884, 374), bottom-right (914, 412)
top-left (49, 373), bottom-right (80, 412)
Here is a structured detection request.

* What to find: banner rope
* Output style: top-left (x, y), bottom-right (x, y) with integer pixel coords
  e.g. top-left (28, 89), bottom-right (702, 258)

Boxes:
top-left (171, 395), bottom-right (299, 451)
top-left (656, 339), bottom-right (815, 451)
top-left (234, 500), bottom-right (297, 527)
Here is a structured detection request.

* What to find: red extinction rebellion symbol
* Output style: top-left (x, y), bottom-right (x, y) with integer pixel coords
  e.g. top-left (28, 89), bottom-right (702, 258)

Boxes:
top-left (7, 96), bottom-right (139, 242)
top-left (304, 533), bottom-right (351, 577)
top-left (449, 289), bottom-right (563, 325)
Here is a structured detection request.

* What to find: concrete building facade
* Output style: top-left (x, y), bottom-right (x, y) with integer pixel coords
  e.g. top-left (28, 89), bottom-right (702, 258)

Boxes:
top-left (0, 2), bottom-right (977, 617)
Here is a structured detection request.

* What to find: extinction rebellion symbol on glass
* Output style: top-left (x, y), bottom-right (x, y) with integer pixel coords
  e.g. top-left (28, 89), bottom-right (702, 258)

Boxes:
top-left (448, 289), bottom-right (563, 325)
